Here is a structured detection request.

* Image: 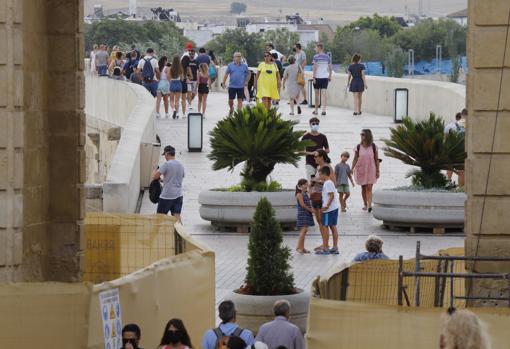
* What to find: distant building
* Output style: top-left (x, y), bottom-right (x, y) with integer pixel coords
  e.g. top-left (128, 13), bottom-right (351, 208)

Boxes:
top-left (447, 8), bottom-right (468, 26)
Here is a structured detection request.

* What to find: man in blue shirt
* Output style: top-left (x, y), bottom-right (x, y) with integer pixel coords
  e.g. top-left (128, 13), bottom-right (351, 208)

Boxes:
top-left (202, 300), bottom-right (254, 349)
top-left (196, 47), bottom-right (211, 66)
top-left (221, 52), bottom-right (250, 115)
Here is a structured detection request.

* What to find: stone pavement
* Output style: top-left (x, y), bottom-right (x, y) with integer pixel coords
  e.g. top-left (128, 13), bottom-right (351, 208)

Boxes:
top-left (140, 92), bottom-right (464, 304)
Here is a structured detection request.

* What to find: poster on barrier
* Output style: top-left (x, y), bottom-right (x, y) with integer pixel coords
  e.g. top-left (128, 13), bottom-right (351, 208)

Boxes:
top-left (99, 288), bottom-right (123, 349)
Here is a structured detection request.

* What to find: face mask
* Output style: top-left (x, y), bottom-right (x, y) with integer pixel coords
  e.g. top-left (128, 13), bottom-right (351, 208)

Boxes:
top-left (311, 125), bottom-right (320, 132)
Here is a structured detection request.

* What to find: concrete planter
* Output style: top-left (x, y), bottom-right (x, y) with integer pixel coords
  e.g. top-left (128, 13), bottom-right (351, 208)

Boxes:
top-left (198, 190), bottom-right (296, 226)
top-left (373, 190), bottom-right (467, 228)
top-left (226, 289), bottom-right (310, 334)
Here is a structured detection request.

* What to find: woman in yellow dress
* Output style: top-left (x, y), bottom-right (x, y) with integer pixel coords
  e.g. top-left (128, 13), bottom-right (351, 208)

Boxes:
top-left (255, 51), bottom-right (281, 110)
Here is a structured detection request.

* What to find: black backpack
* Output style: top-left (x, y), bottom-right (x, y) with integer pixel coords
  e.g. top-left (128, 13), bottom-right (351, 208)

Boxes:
top-left (149, 179), bottom-right (162, 203)
top-left (213, 327), bottom-right (244, 349)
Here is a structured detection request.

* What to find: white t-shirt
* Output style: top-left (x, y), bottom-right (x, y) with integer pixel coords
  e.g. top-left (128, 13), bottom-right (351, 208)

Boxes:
top-left (322, 179), bottom-right (340, 212)
top-left (270, 49), bottom-right (284, 61)
top-left (444, 121), bottom-right (462, 134)
top-left (137, 55), bottom-right (159, 71)
top-left (313, 52), bottom-right (331, 79)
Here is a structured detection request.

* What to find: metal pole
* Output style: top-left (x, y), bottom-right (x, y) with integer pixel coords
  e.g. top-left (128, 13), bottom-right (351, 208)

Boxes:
top-left (436, 45), bottom-right (442, 74)
top-left (408, 49), bottom-right (415, 77)
top-left (450, 261), bottom-right (455, 308)
top-left (415, 241), bottom-right (421, 307)
top-left (398, 255), bottom-right (404, 306)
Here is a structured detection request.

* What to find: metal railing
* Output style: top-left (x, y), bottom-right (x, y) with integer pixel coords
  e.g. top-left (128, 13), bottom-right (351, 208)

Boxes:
top-left (398, 241), bottom-right (510, 307)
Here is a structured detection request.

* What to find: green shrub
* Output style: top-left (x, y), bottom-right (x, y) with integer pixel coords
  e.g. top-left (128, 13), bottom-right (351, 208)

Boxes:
top-left (383, 113), bottom-right (466, 188)
top-left (208, 104), bottom-right (311, 192)
top-left (244, 198), bottom-right (295, 295)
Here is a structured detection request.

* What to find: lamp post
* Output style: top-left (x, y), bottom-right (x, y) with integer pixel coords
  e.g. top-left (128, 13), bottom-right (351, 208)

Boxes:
top-left (436, 45), bottom-right (442, 74)
top-left (408, 49), bottom-right (415, 77)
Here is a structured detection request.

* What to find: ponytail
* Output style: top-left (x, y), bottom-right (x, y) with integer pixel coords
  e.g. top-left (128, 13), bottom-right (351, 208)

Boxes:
top-left (295, 178), bottom-right (308, 196)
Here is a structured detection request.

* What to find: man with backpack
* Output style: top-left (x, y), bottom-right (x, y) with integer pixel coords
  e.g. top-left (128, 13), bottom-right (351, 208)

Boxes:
top-left (137, 48), bottom-right (159, 97)
top-left (202, 300), bottom-right (255, 349)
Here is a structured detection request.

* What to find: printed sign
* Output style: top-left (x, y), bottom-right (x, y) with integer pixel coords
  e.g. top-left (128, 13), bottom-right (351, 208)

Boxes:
top-left (99, 288), bottom-right (123, 349)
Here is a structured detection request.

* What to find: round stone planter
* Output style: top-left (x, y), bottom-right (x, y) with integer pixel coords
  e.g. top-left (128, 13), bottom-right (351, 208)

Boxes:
top-left (226, 289), bottom-right (310, 335)
top-left (198, 190), bottom-right (296, 228)
top-left (373, 190), bottom-right (467, 229)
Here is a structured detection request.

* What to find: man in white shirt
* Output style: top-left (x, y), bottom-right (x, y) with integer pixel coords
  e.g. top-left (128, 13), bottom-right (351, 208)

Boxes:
top-left (266, 43), bottom-right (284, 61)
top-left (316, 166), bottom-right (340, 255)
top-left (137, 48), bottom-right (159, 97)
top-left (444, 112), bottom-right (464, 134)
top-left (312, 42), bottom-right (332, 116)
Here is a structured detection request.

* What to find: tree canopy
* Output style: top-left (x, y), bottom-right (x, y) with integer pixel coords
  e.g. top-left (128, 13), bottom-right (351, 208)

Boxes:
top-left (230, 2), bottom-right (247, 14)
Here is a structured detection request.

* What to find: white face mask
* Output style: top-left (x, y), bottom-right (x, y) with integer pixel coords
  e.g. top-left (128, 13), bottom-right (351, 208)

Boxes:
top-left (311, 124), bottom-right (320, 132)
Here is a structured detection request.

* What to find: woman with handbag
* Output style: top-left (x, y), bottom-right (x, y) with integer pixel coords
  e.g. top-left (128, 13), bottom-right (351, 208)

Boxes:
top-left (282, 55), bottom-right (305, 116)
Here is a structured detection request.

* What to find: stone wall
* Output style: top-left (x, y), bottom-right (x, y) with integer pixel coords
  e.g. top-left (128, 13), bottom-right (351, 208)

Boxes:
top-left (0, 0), bottom-right (84, 282)
top-left (465, 0), bottom-right (510, 305)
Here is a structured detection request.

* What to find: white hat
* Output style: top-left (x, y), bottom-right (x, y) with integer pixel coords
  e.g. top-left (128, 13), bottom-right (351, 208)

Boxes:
top-left (247, 342), bottom-right (269, 349)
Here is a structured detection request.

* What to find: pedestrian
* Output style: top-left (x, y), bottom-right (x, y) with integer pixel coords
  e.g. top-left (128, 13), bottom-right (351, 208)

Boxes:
top-left (282, 55), bottom-right (302, 116)
top-left (312, 43), bottom-right (332, 116)
top-left (123, 51), bottom-right (138, 81)
top-left (152, 145), bottom-right (185, 223)
top-left (95, 44), bottom-right (109, 77)
top-left (180, 55), bottom-right (193, 117)
top-left (310, 149), bottom-right (336, 239)
top-left (169, 55), bottom-right (183, 120)
top-left (195, 47), bottom-right (211, 66)
top-left (351, 129), bottom-right (379, 212)
top-left (188, 49), bottom-right (199, 109)
top-left (221, 52), bottom-right (250, 115)
top-left (316, 166), bottom-right (340, 255)
top-left (197, 63), bottom-right (210, 116)
top-left (202, 300), bottom-right (255, 349)
top-left (293, 43), bottom-right (308, 106)
top-left (159, 329), bottom-right (190, 349)
top-left (334, 151), bottom-right (355, 212)
top-left (208, 50), bottom-right (219, 83)
top-left (352, 235), bottom-right (389, 262)
top-left (110, 45), bottom-right (120, 65)
top-left (109, 50), bottom-right (125, 80)
top-left (295, 179), bottom-right (314, 254)
top-left (440, 309), bottom-right (490, 349)
top-left (347, 53), bottom-right (367, 116)
top-left (155, 56), bottom-right (170, 118)
top-left (122, 323), bottom-right (143, 349)
top-left (226, 337), bottom-right (246, 349)
top-left (159, 319), bottom-right (193, 349)
top-left (266, 43), bottom-right (285, 61)
top-left (137, 48), bottom-right (160, 97)
top-left (256, 51), bottom-right (281, 110)
top-left (182, 42), bottom-right (198, 60)
top-left (301, 117), bottom-right (330, 180)
top-left (90, 44), bottom-right (98, 75)
top-left (256, 300), bottom-right (305, 349)
top-left (444, 112), bottom-right (465, 185)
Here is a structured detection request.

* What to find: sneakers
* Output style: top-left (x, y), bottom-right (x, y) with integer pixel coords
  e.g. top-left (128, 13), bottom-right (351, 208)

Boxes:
top-left (156, 112), bottom-right (160, 118)
top-left (172, 111), bottom-right (177, 119)
top-left (329, 247), bottom-right (339, 254)
top-left (297, 106), bottom-right (302, 114)
top-left (165, 113), bottom-right (170, 119)
top-left (300, 100), bottom-right (308, 105)
top-left (315, 249), bottom-right (330, 255)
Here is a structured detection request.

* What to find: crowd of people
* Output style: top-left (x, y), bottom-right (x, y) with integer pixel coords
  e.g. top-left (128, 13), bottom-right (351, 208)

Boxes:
top-left (120, 301), bottom-right (491, 349)
top-left (89, 40), bottom-right (371, 119)
top-left (120, 299), bottom-right (305, 349)
top-left (89, 42), bottom-right (219, 119)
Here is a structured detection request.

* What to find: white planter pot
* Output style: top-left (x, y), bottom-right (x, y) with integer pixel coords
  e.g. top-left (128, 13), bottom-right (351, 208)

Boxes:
top-left (226, 289), bottom-right (310, 335)
top-left (373, 190), bottom-right (466, 227)
top-left (198, 190), bottom-right (296, 225)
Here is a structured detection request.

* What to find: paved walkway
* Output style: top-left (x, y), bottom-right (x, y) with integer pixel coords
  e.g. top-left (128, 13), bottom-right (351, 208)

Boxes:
top-left (140, 92), bottom-right (464, 304)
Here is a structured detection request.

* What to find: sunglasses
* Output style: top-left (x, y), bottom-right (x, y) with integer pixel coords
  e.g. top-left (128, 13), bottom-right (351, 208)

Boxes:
top-left (311, 123), bottom-right (319, 126)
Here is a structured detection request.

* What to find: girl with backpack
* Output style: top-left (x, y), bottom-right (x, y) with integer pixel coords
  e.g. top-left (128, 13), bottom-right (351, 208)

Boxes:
top-left (352, 129), bottom-right (380, 212)
top-left (197, 63), bottom-right (210, 116)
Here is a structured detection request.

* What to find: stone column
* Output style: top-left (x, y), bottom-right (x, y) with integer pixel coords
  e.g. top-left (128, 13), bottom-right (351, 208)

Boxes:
top-left (465, 0), bottom-right (510, 306)
top-left (0, 0), bottom-right (84, 282)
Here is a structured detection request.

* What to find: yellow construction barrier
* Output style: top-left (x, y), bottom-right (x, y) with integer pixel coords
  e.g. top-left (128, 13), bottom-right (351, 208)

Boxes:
top-left (306, 297), bottom-right (510, 349)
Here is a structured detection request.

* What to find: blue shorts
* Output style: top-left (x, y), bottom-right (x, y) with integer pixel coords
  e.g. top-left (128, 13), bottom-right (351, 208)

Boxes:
top-left (169, 80), bottom-right (182, 93)
top-left (321, 208), bottom-right (338, 227)
top-left (97, 65), bottom-right (108, 76)
top-left (157, 79), bottom-right (170, 95)
top-left (157, 196), bottom-right (183, 215)
top-left (313, 78), bottom-right (329, 90)
top-left (143, 80), bottom-right (158, 97)
top-left (228, 87), bottom-right (245, 100)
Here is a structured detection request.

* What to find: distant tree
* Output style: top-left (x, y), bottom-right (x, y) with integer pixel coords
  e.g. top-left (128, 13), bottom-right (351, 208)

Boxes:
top-left (384, 46), bottom-right (407, 77)
top-left (330, 27), bottom-right (394, 63)
top-left (449, 56), bottom-right (461, 83)
top-left (391, 19), bottom-right (466, 61)
top-left (348, 13), bottom-right (402, 37)
top-left (85, 19), bottom-right (191, 55)
top-left (206, 28), bottom-right (264, 66)
top-left (230, 2), bottom-right (247, 15)
top-left (263, 28), bottom-right (300, 57)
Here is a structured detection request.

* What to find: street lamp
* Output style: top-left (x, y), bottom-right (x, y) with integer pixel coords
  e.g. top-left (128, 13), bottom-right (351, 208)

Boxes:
top-left (436, 45), bottom-right (442, 74)
top-left (408, 49), bottom-right (415, 77)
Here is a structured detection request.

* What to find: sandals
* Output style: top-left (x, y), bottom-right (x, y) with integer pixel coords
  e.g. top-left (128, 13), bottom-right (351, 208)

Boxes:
top-left (321, 111), bottom-right (326, 116)
top-left (312, 111), bottom-right (318, 115)
top-left (296, 248), bottom-right (311, 254)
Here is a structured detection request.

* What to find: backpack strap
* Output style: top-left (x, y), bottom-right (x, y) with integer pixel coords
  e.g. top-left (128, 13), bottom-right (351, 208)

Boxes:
top-left (356, 144), bottom-right (360, 153)
top-left (213, 327), bottom-right (224, 340)
top-left (232, 327), bottom-right (244, 337)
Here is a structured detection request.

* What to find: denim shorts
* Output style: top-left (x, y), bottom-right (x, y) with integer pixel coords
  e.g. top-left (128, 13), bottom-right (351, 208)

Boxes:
top-left (97, 65), bottom-right (108, 76)
top-left (157, 80), bottom-right (170, 95)
top-left (313, 78), bottom-right (329, 90)
top-left (143, 80), bottom-right (158, 97)
top-left (169, 79), bottom-right (182, 93)
top-left (157, 196), bottom-right (183, 215)
top-left (322, 208), bottom-right (338, 227)
top-left (228, 87), bottom-right (245, 100)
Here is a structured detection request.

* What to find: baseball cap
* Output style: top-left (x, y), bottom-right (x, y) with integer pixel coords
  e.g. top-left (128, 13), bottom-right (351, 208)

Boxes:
top-left (162, 145), bottom-right (175, 155)
top-left (185, 42), bottom-right (193, 50)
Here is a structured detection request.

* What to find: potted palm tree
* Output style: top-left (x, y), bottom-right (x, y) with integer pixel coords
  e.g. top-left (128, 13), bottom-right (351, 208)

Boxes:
top-left (198, 104), bottom-right (311, 230)
top-left (373, 114), bottom-right (467, 229)
top-left (227, 197), bottom-right (309, 334)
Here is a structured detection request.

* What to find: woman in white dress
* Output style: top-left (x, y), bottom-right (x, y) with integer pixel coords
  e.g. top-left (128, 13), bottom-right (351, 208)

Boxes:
top-left (90, 44), bottom-right (98, 75)
top-left (282, 55), bottom-right (303, 115)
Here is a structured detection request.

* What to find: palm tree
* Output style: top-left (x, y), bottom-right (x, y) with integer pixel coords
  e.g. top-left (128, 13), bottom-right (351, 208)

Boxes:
top-left (208, 104), bottom-right (311, 191)
top-left (383, 113), bottom-right (466, 188)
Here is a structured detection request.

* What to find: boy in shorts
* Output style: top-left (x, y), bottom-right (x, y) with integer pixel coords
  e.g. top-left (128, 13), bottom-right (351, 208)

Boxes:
top-left (335, 151), bottom-right (355, 212)
top-left (316, 166), bottom-right (340, 255)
